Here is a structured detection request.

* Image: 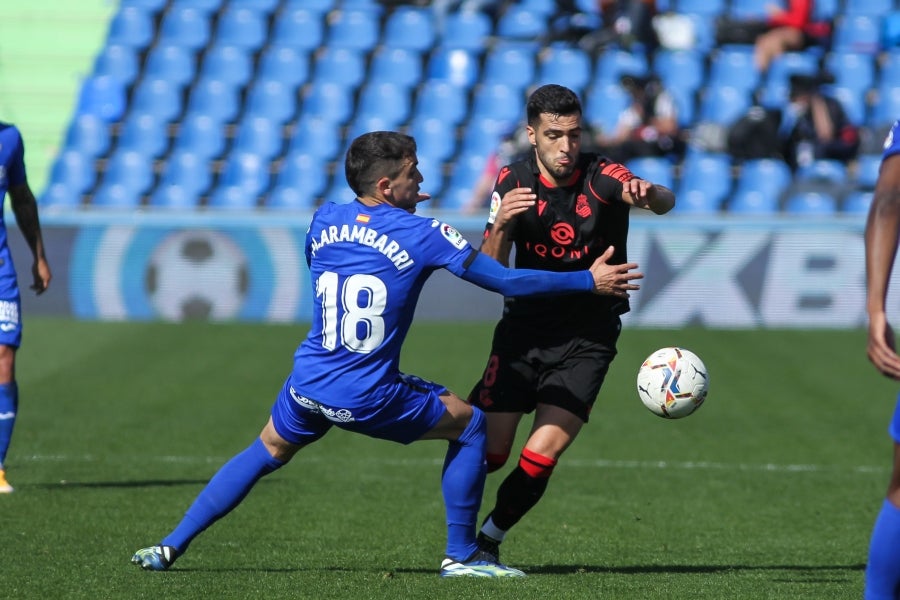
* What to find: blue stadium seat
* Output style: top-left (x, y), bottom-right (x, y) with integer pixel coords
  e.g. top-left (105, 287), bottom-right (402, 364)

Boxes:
top-left (382, 6), bottom-right (436, 52)
top-left (273, 8), bottom-right (324, 51)
top-left (92, 44), bottom-right (139, 85)
top-left (170, 0), bottom-right (221, 11)
top-left (698, 84), bottom-right (751, 127)
top-left (75, 75), bottom-right (127, 122)
top-left (879, 50), bottom-right (900, 89)
top-left (368, 47), bottom-right (423, 90)
top-left (408, 116), bottom-right (457, 163)
top-left (440, 11), bottom-right (492, 50)
top-left (243, 79), bottom-right (297, 124)
top-left (214, 151), bottom-right (270, 200)
top-left (130, 78), bottom-right (183, 123)
top-left (825, 51), bottom-right (875, 94)
top-left (229, 0), bottom-right (280, 12)
top-left (625, 157), bottom-right (675, 189)
top-left (106, 6), bottom-right (154, 48)
top-left (265, 186), bottom-right (318, 211)
top-left (64, 114), bottom-right (111, 158)
top-left (871, 85), bottom-right (900, 129)
top-left (258, 46), bottom-right (310, 89)
top-left (325, 9), bottom-right (379, 51)
top-left (813, 0), bottom-right (840, 21)
top-left (667, 85), bottom-right (696, 127)
top-left (300, 82), bottom-right (355, 124)
top-left (458, 117), bottom-right (517, 158)
top-left (727, 189), bottom-right (779, 214)
top-left (855, 154), bottom-right (882, 189)
top-left (842, 190), bottom-right (873, 214)
top-left (685, 12), bottom-right (716, 53)
top-left (117, 112), bottom-right (170, 158)
top-left (311, 47), bottom-right (367, 88)
top-left (207, 185), bottom-right (259, 210)
top-left (155, 150), bottom-right (212, 201)
top-left (215, 7), bottom-right (266, 49)
top-left (593, 48), bottom-right (649, 86)
top-left (728, 0), bottom-right (769, 20)
top-left (497, 5), bottom-right (548, 39)
top-left (535, 47), bottom-right (591, 94)
top-left (287, 116), bottom-right (342, 160)
top-left (101, 149), bottom-right (155, 196)
top-left (413, 81), bottom-right (468, 125)
top-left (828, 85), bottom-right (867, 126)
top-left (48, 150), bottom-right (96, 196)
top-left (675, 152), bottom-right (733, 212)
top-left (91, 182), bottom-right (144, 209)
top-left (231, 116), bottom-right (285, 160)
top-left (844, 0), bottom-right (893, 16)
top-left (200, 44), bottom-right (253, 87)
top-left (158, 6), bottom-right (211, 50)
top-left (186, 78), bottom-right (242, 124)
top-left (654, 49), bottom-right (705, 95)
top-left (765, 51), bottom-right (820, 92)
top-left (832, 15), bottom-right (882, 55)
top-left (784, 190), bottom-right (838, 215)
top-left (482, 43), bottom-right (536, 90)
top-left (674, 0), bottom-right (725, 15)
top-left (416, 158), bottom-right (444, 196)
top-left (121, 0), bottom-right (168, 10)
top-left (275, 153), bottom-right (328, 200)
top-left (735, 158), bottom-right (792, 197)
top-left (355, 82), bottom-right (411, 128)
top-left (283, 0), bottom-right (334, 11)
top-left (41, 183), bottom-right (83, 209)
top-left (584, 82), bottom-right (630, 133)
top-left (470, 83), bottom-right (523, 124)
top-left (144, 44), bottom-right (196, 88)
top-left (708, 47), bottom-right (759, 93)
top-left (173, 113), bottom-right (227, 158)
top-left (148, 183), bottom-right (203, 210)
top-left (427, 48), bottom-right (480, 88)
top-left (796, 159), bottom-right (848, 185)
top-left (345, 113), bottom-right (402, 142)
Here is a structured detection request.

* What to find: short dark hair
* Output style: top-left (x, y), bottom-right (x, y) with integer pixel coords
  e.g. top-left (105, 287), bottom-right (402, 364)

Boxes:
top-left (526, 84), bottom-right (582, 126)
top-left (345, 131), bottom-right (417, 196)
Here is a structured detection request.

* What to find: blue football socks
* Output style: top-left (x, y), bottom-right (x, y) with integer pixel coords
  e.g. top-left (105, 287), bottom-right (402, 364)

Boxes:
top-left (0, 382), bottom-right (19, 466)
top-left (866, 498), bottom-right (900, 600)
top-left (441, 408), bottom-right (487, 561)
top-left (162, 437), bottom-right (285, 552)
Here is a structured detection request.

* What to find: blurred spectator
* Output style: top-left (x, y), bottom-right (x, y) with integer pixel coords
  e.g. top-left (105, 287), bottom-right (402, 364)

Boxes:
top-left (715, 0), bottom-right (831, 73)
top-left (779, 72), bottom-right (858, 171)
top-left (595, 73), bottom-right (684, 163)
top-left (550, 1), bottom-right (659, 60)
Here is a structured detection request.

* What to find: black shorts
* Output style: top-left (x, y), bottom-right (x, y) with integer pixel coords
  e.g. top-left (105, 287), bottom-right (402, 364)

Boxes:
top-left (467, 316), bottom-right (622, 422)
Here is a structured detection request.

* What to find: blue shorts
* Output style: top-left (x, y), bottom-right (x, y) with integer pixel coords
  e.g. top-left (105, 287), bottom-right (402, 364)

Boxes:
top-left (0, 295), bottom-right (22, 348)
top-left (271, 374), bottom-right (449, 447)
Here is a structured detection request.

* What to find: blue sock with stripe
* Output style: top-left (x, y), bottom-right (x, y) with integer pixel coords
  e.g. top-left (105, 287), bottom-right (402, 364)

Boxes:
top-left (0, 382), bottom-right (19, 467)
top-left (162, 437), bottom-right (284, 553)
top-left (442, 408), bottom-right (487, 562)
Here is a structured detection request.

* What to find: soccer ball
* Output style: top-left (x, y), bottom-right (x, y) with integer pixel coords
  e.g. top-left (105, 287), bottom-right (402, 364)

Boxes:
top-left (145, 230), bottom-right (249, 321)
top-left (636, 347), bottom-right (709, 419)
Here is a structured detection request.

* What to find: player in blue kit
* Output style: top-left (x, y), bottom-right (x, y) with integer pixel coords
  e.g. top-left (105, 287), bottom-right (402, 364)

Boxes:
top-left (0, 122), bottom-right (52, 493)
top-left (865, 120), bottom-right (900, 599)
top-left (131, 131), bottom-right (643, 576)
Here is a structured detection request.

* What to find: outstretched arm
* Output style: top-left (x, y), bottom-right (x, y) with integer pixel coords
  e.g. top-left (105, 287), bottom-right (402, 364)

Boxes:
top-left (866, 153), bottom-right (900, 380)
top-left (8, 182), bottom-right (51, 295)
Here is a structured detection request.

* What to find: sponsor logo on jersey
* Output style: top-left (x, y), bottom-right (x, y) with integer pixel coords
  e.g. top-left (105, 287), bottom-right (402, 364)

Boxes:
top-left (488, 191), bottom-right (501, 224)
top-left (549, 222), bottom-right (576, 246)
top-left (497, 166), bottom-right (512, 185)
top-left (440, 223), bottom-right (468, 250)
top-left (290, 386), bottom-right (356, 423)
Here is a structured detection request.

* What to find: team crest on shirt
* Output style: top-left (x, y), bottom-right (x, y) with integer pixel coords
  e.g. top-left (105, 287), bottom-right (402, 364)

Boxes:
top-left (440, 223), bottom-right (468, 250)
top-left (575, 194), bottom-right (591, 218)
top-left (487, 191), bottom-right (501, 224)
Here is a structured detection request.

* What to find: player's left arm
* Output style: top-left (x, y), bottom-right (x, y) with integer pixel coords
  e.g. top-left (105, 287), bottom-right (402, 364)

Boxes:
top-left (621, 179), bottom-right (676, 214)
top-left (8, 182), bottom-right (51, 295)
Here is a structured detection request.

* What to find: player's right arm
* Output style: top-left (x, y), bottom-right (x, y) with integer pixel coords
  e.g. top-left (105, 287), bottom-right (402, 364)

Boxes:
top-left (480, 174), bottom-right (534, 266)
top-left (866, 147), bottom-right (900, 380)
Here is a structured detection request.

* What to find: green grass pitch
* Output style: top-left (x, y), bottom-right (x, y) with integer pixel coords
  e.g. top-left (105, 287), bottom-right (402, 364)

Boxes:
top-left (2, 318), bottom-right (892, 599)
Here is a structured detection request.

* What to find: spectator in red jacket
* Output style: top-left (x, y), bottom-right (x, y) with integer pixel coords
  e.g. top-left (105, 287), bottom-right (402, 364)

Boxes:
top-left (754, 0), bottom-right (831, 73)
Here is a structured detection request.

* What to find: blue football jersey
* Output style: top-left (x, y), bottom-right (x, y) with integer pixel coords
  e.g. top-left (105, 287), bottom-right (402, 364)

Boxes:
top-left (883, 120), bottom-right (900, 161)
top-left (0, 123), bottom-right (26, 296)
top-left (291, 200), bottom-right (475, 407)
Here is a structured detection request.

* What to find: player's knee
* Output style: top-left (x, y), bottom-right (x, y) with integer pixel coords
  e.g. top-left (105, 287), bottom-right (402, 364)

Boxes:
top-left (486, 452), bottom-right (509, 473)
top-left (518, 448), bottom-right (558, 479)
top-left (457, 406), bottom-right (485, 446)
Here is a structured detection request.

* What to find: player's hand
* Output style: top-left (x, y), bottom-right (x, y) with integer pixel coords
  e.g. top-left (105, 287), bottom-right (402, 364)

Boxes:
top-left (623, 178), bottom-right (654, 206)
top-left (492, 187), bottom-right (535, 230)
top-left (868, 312), bottom-right (900, 380)
top-left (588, 246), bottom-right (642, 298)
top-left (31, 257), bottom-right (51, 295)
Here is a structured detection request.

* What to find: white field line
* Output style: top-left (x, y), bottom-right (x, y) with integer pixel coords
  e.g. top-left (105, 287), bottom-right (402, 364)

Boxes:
top-left (17, 454), bottom-right (888, 474)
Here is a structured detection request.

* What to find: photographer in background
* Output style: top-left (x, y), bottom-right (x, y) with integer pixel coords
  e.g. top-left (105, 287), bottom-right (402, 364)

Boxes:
top-left (779, 72), bottom-right (859, 171)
